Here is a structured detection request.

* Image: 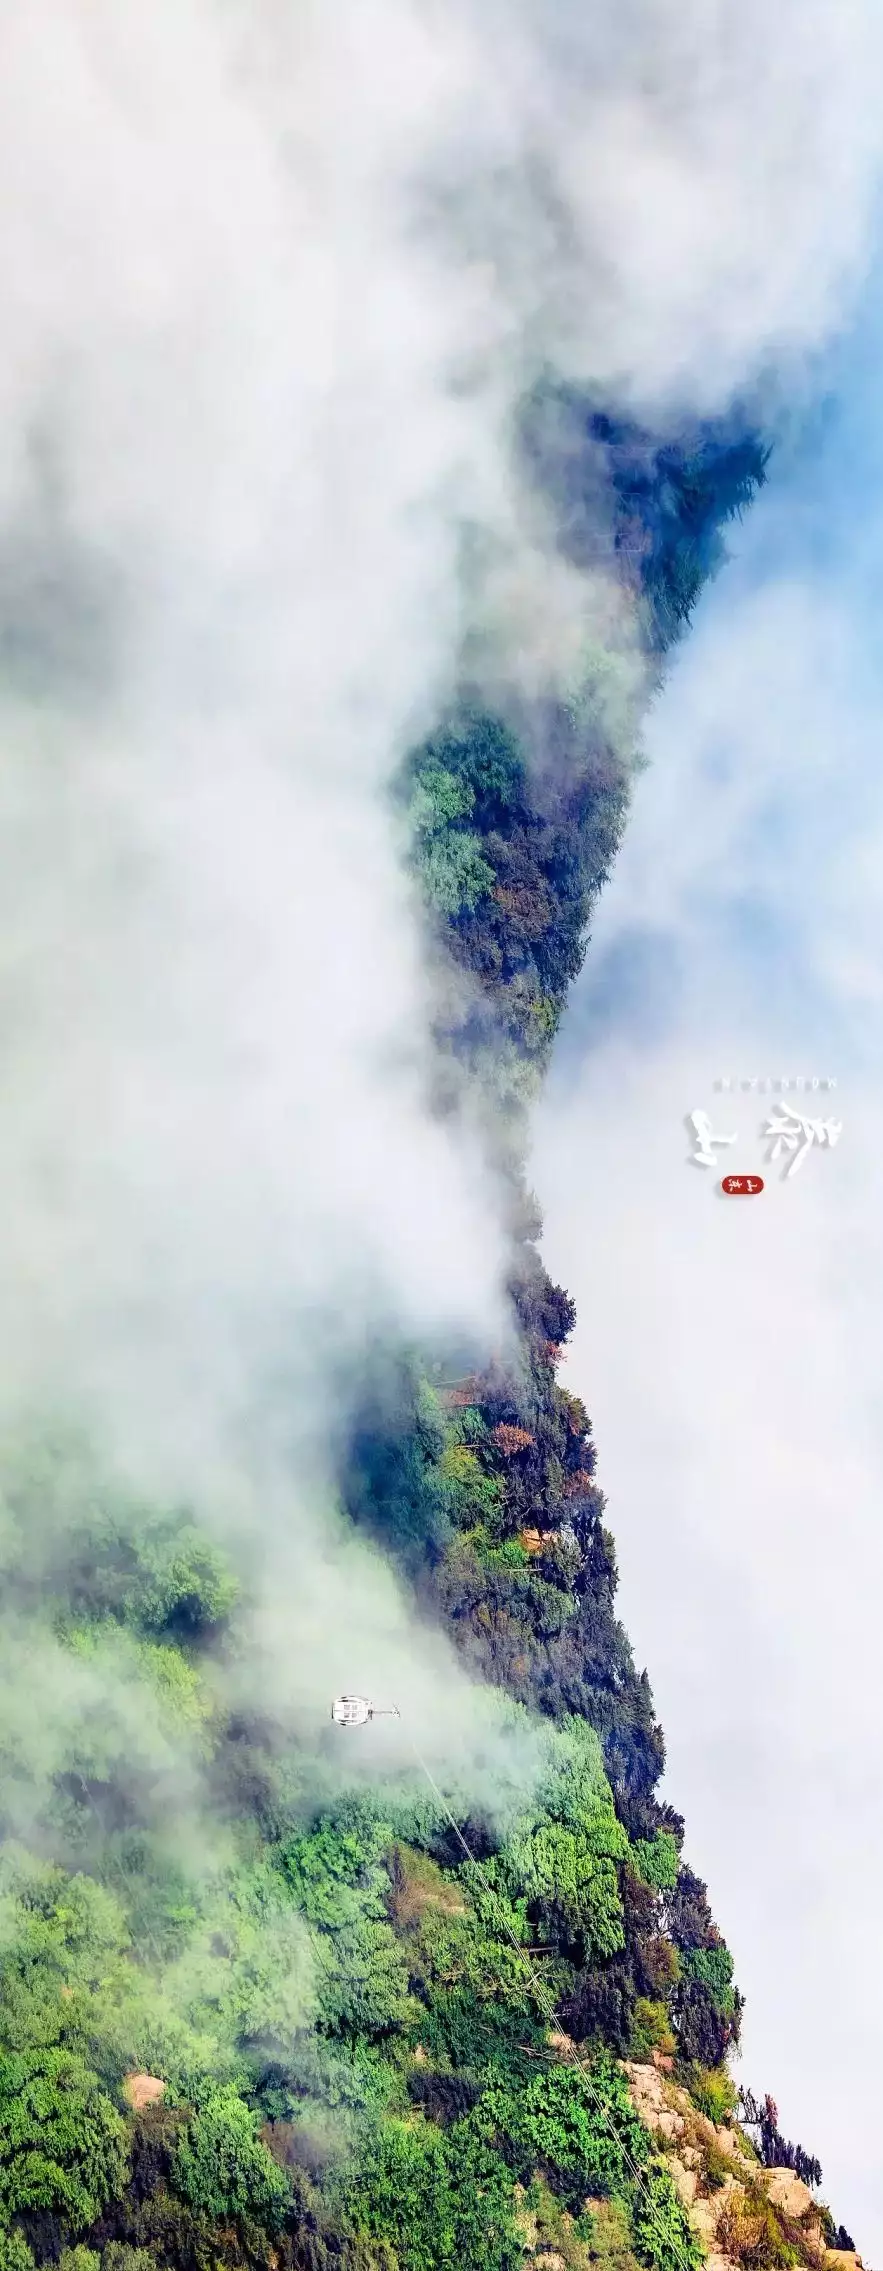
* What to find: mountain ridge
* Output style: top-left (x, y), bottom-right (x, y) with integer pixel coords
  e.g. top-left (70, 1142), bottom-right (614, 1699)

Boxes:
top-left (0, 403), bottom-right (859, 2271)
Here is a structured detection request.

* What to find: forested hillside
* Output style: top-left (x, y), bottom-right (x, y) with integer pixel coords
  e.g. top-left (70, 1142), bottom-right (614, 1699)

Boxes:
top-left (0, 401), bottom-right (859, 2271)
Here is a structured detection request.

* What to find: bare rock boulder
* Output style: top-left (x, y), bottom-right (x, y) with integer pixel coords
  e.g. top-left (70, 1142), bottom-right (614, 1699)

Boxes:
top-left (765, 2170), bottom-right (816, 2221)
top-left (717, 2125), bottom-right (755, 2168)
top-left (123, 2072), bottom-right (166, 2113)
top-left (691, 2198), bottom-right (722, 2245)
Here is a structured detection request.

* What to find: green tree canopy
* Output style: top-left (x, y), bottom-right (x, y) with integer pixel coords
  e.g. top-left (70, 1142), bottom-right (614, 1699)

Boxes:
top-left (0, 2046), bottom-right (128, 2231)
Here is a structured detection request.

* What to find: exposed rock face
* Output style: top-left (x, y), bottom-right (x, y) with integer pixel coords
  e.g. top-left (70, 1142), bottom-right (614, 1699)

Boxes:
top-left (519, 1526), bottom-right (556, 1556)
top-left (766, 2170), bottom-right (818, 2220)
top-left (123, 2072), bottom-right (166, 2112)
top-left (669, 2163), bottom-right (699, 2207)
top-left (691, 2197), bottom-right (723, 2246)
top-left (513, 2059), bottom-right (863, 2271)
top-left (622, 2060), bottom-right (690, 2150)
top-left (620, 2063), bottom-right (862, 2271)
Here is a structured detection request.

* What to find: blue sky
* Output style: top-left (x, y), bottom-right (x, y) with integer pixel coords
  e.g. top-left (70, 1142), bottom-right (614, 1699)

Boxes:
top-left (554, 273), bottom-right (883, 1086)
top-left (536, 249), bottom-right (883, 2258)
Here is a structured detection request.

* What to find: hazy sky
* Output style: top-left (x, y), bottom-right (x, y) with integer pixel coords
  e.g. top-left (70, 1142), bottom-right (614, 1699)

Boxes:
top-left (535, 269), bottom-right (883, 2259)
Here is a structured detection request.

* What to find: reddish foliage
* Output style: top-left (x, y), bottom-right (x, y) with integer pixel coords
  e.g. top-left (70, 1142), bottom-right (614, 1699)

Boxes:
top-left (493, 1423), bottom-right (535, 1456)
top-left (491, 882), bottom-right (553, 939)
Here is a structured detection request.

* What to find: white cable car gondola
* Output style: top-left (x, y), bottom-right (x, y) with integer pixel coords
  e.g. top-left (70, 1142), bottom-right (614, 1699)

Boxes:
top-left (330, 1694), bottom-right (400, 1728)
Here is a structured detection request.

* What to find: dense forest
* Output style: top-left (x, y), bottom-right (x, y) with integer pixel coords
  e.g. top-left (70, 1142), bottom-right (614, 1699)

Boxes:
top-left (0, 399), bottom-right (859, 2271)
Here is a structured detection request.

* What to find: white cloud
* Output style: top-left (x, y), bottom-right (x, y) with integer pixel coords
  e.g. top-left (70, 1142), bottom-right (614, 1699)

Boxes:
top-left (434, 0), bottom-right (883, 407)
top-left (1, 0), bottom-right (883, 2119)
top-left (0, 0), bottom-right (877, 1487)
top-left (535, 536), bottom-right (883, 2254)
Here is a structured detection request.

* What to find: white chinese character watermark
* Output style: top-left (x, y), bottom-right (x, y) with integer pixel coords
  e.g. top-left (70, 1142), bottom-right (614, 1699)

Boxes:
top-left (715, 1076), bottom-right (837, 1093)
top-left (763, 1106), bottom-right (843, 1179)
top-left (689, 1108), bottom-right (737, 1167)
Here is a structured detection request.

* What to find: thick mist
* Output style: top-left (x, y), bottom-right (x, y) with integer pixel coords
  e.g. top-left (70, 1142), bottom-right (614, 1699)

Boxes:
top-left (0, 0), bottom-right (881, 1826)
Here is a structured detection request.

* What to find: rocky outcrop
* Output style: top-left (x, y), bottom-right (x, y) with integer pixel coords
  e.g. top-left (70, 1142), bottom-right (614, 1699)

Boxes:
top-left (622, 2059), bottom-right (685, 2141)
top-left (507, 2050), bottom-right (864, 2271)
top-left (765, 2170), bottom-right (818, 2221)
top-left (123, 2071), bottom-right (166, 2112)
top-left (620, 2064), bottom-right (864, 2271)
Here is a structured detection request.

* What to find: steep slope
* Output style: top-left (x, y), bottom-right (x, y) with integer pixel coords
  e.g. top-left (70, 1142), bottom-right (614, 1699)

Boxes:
top-left (0, 408), bottom-right (861, 2271)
